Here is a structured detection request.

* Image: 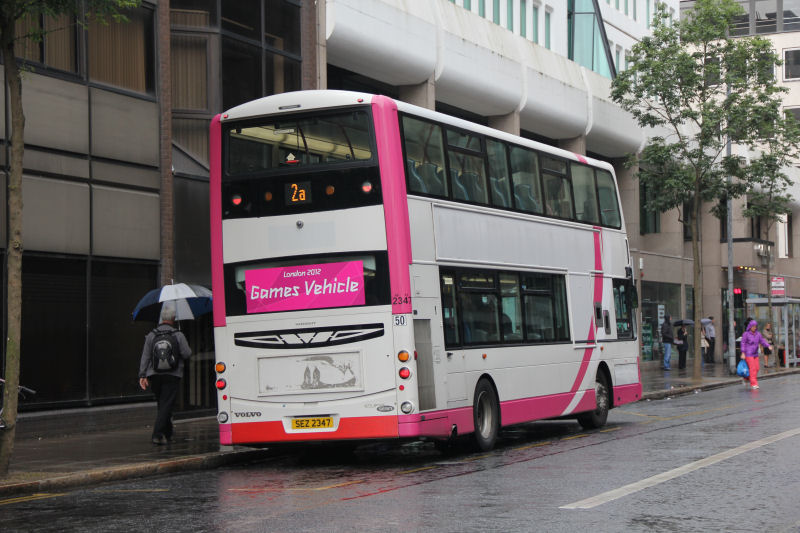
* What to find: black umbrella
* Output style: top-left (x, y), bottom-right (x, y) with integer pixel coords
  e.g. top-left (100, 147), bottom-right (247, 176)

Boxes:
top-left (673, 319), bottom-right (695, 327)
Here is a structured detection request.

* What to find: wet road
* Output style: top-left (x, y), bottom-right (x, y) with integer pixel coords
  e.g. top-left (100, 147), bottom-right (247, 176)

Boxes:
top-left (4, 375), bottom-right (800, 532)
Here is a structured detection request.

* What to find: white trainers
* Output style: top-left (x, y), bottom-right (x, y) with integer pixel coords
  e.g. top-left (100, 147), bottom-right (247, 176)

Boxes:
top-left (752, 385), bottom-right (760, 390)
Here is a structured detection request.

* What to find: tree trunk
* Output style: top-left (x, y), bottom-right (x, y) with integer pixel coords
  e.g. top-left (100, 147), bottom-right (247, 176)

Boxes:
top-left (692, 189), bottom-right (703, 381)
top-left (0, 32), bottom-right (25, 477)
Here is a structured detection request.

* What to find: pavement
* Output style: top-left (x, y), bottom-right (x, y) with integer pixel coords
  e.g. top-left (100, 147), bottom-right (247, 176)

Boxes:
top-left (1, 357), bottom-right (798, 497)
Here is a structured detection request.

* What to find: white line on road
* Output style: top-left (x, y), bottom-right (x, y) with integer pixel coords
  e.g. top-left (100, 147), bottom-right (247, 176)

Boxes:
top-left (560, 426), bottom-right (800, 510)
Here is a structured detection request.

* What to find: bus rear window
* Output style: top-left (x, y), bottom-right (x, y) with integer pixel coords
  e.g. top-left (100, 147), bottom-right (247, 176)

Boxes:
top-left (225, 110), bottom-right (374, 176)
top-left (223, 253), bottom-right (390, 316)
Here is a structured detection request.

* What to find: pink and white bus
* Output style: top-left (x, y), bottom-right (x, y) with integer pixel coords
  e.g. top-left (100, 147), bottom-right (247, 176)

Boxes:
top-left (210, 90), bottom-right (641, 451)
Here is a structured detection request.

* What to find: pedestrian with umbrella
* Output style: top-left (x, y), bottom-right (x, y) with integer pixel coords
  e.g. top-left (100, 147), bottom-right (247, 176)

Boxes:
top-left (133, 283), bottom-right (211, 445)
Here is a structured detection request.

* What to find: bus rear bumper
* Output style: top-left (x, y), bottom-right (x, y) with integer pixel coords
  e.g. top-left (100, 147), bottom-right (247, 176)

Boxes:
top-left (218, 415), bottom-right (399, 445)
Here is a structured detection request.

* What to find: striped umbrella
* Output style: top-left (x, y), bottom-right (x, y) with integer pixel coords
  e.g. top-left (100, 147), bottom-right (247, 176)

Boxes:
top-left (132, 283), bottom-right (212, 322)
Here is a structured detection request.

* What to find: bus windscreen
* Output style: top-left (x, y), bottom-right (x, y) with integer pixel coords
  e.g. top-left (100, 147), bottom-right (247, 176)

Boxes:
top-left (225, 110), bottom-right (374, 176)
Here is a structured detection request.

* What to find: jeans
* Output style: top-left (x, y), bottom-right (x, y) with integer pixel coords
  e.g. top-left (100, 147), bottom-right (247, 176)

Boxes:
top-left (663, 342), bottom-right (672, 369)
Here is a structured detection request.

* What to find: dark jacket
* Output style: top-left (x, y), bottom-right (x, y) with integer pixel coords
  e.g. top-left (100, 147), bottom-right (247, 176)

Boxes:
top-left (661, 320), bottom-right (674, 343)
top-left (139, 323), bottom-right (192, 379)
top-left (676, 327), bottom-right (688, 353)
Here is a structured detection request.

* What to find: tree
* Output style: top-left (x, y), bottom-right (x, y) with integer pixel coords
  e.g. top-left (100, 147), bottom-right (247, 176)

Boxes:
top-left (741, 117), bottom-right (799, 338)
top-left (611, 0), bottom-right (799, 380)
top-left (0, 0), bottom-right (139, 477)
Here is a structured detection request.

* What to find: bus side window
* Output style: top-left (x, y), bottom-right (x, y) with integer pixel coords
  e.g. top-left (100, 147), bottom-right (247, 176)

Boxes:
top-left (401, 116), bottom-right (448, 197)
top-left (571, 163), bottom-right (600, 224)
top-left (509, 146), bottom-right (543, 214)
top-left (487, 139), bottom-right (512, 208)
top-left (596, 170), bottom-right (622, 228)
top-left (500, 273), bottom-right (523, 342)
top-left (440, 273), bottom-right (459, 345)
top-left (613, 278), bottom-right (634, 339)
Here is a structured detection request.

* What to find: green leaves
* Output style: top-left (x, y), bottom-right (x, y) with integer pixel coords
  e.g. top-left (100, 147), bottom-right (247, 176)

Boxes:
top-left (611, 0), bottom-right (797, 225)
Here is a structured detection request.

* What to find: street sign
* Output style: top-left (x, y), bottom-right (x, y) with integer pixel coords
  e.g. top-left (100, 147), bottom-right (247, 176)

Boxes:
top-left (771, 276), bottom-right (785, 297)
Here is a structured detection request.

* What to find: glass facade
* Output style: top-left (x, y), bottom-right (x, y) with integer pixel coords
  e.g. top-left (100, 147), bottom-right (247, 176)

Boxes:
top-left (640, 281), bottom-right (682, 361)
top-left (684, 0), bottom-right (800, 35)
top-left (568, 0), bottom-right (615, 78)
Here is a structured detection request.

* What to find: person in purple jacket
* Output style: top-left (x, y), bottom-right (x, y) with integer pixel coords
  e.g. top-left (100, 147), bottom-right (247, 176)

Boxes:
top-left (740, 319), bottom-right (772, 390)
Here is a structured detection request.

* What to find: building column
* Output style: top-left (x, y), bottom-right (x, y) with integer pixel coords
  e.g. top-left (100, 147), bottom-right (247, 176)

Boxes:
top-left (302, 0), bottom-right (327, 89)
top-left (158, 0), bottom-right (173, 285)
top-left (399, 76), bottom-right (435, 110)
top-left (488, 111), bottom-right (520, 136)
top-left (559, 135), bottom-right (586, 156)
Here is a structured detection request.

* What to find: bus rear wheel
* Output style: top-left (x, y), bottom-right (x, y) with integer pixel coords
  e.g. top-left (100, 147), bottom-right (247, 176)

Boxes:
top-left (472, 379), bottom-right (499, 451)
top-left (577, 372), bottom-right (609, 430)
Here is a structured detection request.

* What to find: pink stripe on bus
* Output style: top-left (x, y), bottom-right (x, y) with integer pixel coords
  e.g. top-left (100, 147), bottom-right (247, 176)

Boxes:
top-left (209, 115), bottom-right (226, 327)
top-left (574, 153), bottom-right (588, 164)
top-left (371, 96), bottom-right (413, 315)
top-left (569, 228), bottom-right (604, 394)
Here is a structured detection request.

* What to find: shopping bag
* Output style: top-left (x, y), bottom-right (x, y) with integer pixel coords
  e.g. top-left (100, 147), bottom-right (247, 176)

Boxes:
top-left (737, 359), bottom-right (750, 378)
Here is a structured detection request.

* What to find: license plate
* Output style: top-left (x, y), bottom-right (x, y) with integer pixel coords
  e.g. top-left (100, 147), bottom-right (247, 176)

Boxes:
top-left (291, 417), bottom-right (333, 430)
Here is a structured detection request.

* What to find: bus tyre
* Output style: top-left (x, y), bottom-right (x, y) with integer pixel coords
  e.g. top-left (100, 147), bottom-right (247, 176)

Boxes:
top-left (472, 379), bottom-right (500, 451)
top-left (577, 372), bottom-right (610, 430)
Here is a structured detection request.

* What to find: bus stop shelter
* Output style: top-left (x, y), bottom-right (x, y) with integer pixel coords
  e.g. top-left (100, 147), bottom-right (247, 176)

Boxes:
top-left (746, 297), bottom-right (800, 368)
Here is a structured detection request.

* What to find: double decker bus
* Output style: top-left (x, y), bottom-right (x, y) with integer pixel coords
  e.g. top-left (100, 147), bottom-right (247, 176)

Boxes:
top-left (210, 90), bottom-right (641, 451)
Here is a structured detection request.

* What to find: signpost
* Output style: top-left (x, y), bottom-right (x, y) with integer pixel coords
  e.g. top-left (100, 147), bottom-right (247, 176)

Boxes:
top-left (771, 276), bottom-right (785, 297)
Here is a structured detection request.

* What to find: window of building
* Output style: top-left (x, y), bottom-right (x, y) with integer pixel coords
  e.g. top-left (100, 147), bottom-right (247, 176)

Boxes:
top-left (15, 13), bottom-right (77, 74)
top-left (464, 0), bottom-right (472, 10)
top-left (786, 0), bottom-right (800, 30)
top-left (222, 37), bottom-right (262, 110)
top-left (640, 181), bottom-right (660, 234)
top-left (221, 0), bottom-right (260, 40)
top-left (264, 0), bottom-right (301, 55)
top-left (755, 0), bottom-right (777, 33)
top-left (533, 5), bottom-right (539, 43)
top-left (777, 213), bottom-right (793, 258)
top-left (480, 0), bottom-right (486, 17)
top-left (568, 0), bottom-right (615, 78)
top-left (88, 6), bottom-right (155, 94)
top-left (625, 0), bottom-right (629, 15)
top-left (683, 201), bottom-right (693, 241)
top-left (646, 0), bottom-right (650, 28)
top-left (521, 0), bottom-right (527, 38)
top-left (787, 107), bottom-right (800, 125)
top-left (785, 49), bottom-right (800, 80)
top-left (172, 34), bottom-right (208, 111)
top-left (171, 0), bottom-right (218, 27)
top-left (493, 0), bottom-right (501, 23)
top-left (633, 0), bottom-right (637, 20)
top-left (507, 0), bottom-right (514, 30)
top-left (545, 10), bottom-right (551, 49)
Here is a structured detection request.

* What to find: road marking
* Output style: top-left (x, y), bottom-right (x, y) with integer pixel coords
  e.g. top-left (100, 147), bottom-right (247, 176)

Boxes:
top-left (399, 466), bottom-right (437, 474)
top-left (561, 426), bottom-right (800, 510)
top-left (0, 493), bottom-right (67, 506)
top-left (228, 479), bottom-right (364, 493)
top-left (93, 489), bottom-right (170, 493)
top-left (562, 434), bottom-right (588, 441)
top-left (599, 426), bottom-right (621, 433)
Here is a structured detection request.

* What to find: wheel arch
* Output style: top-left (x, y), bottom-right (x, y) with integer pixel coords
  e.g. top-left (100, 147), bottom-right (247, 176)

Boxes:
top-left (596, 361), bottom-right (613, 408)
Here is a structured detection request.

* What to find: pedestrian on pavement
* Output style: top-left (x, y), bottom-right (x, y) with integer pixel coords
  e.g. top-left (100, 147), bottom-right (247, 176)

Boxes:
top-left (704, 317), bottom-right (716, 363)
top-left (676, 324), bottom-right (688, 370)
top-left (740, 319), bottom-right (771, 390)
top-left (661, 314), bottom-right (674, 370)
top-left (701, 328), bottom-right (709, 364)
top-left (762, 322), bottom-right (774, 367)
top-left (138, 302), bottom-right (192, 445)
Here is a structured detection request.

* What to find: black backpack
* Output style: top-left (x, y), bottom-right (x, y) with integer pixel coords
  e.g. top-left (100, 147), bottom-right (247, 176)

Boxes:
top-left (151, 328), bottom-right (180, 373)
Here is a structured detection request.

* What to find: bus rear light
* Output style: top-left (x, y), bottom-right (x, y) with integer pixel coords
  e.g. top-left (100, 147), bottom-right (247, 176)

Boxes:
top-left (218, 412), bottom-right (229, 423)
top-left (400, 401), bottom-right (414, 414)
top-left (325, 185), bottom-right (335, 196)
top-left (361, 181), bottom-right (373, 194)
top-left (414, 351), bottom-right (418, 360)
top-left (398, 350), bottom-right (409, 362)
top-left (399, 367), bottom-right (411, 379)
top-left (399, 384), bottom-right (405, 391)
top-left (215, 379), bottom-right (227, 390)
top-left (231, 194), bottom-right (243, 206)
top-left (215, 362), bottom-right (226, 373)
